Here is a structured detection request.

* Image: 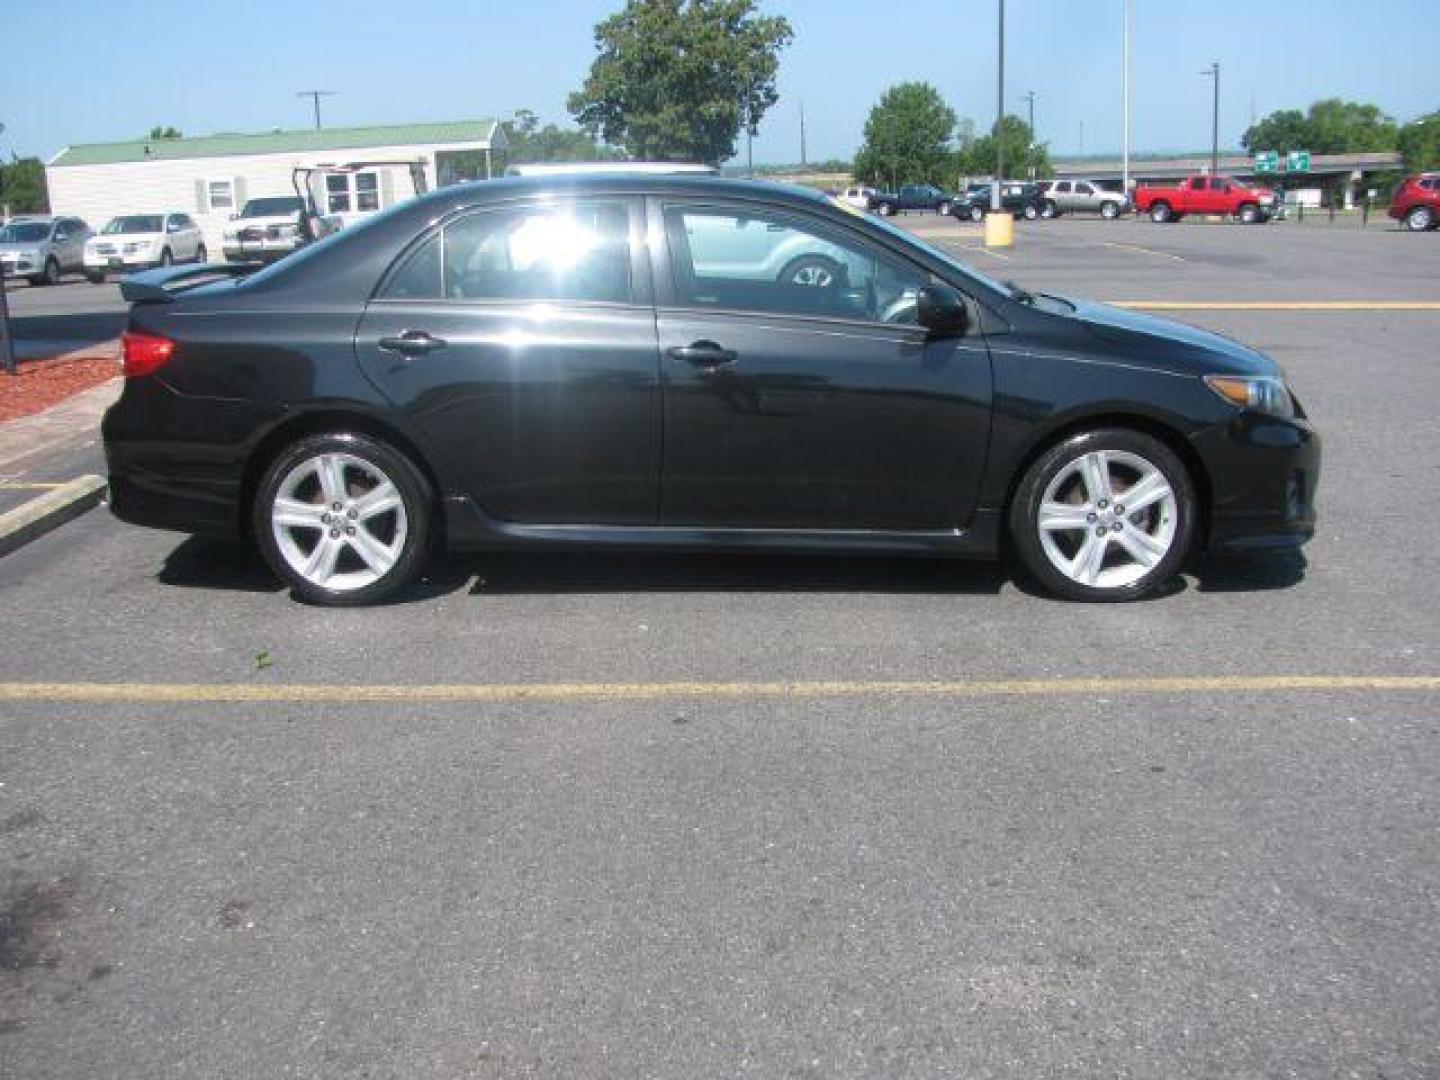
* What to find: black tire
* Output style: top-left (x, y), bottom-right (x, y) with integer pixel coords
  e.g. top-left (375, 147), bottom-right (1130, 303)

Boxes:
top-left (253, 432), bottom-right (435, 606)
top-left (159, 249), bottom-right (173, 267)
top-left (1100, 201), bottom-right (1121, 220)
top-left (1040, 200), bottom-right (1059, 219)
top-left (1008, 427), bottom-right (1197, 602)
top-left (1149, 202), bottom-right (1172, 223)
top-left (1022, 203), bottom-right (1040, 220)
top-left (1405, 206), bottom-right (1435, 231)
top-left (969, 204), bottom-right (985, 223)
top-left (778, 253), bottom-right (841, 288)
top-left (40, 257), bottom-right (60, 286)
top-left (84, 269), bottom-right (106, 284)
top-left (937, 200), bottom-right (952, 216)
top-left (1238, 203), bottom-right (1259, 224)
top-left (875, 202), bottom-right (895, 217)
top-left (195, 243), bottom-right (208, 263)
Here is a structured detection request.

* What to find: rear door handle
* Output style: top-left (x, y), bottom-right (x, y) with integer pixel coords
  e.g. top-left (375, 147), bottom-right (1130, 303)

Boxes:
top-left (378, 330), bottom-right (447, 357)
top-left (667, 341), bottom-right (738, 367)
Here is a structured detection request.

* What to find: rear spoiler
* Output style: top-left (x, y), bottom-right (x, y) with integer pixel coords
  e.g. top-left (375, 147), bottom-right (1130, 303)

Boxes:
top-left (119, 262), bottom-right (258, 304)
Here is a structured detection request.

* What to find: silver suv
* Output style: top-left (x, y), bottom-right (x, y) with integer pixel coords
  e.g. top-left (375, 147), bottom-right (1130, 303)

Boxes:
top-left (1040, 181), bottom-right (1130, 220)
top-left (0, 215), bottom-right (92, 285)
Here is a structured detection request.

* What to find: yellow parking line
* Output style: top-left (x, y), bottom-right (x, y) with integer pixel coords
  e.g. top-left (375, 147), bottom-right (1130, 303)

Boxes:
top-left (0, 482), bottom-right (67, 491)
top-left (1101, 242), bottom-right (1187, 263)
top-left (0, 675), bottom-right (1436, 705)
top-left (1108, 301), bottom-right (1440, 311)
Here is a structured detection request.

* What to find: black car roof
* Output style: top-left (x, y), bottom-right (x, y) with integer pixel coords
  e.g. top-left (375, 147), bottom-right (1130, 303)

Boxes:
top-left (414, 174), bottom-right (836, 214)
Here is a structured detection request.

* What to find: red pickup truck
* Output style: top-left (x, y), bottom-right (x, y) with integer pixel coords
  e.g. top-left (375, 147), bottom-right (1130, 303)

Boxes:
top-left (1133, 175), bottom-right (1278, 224)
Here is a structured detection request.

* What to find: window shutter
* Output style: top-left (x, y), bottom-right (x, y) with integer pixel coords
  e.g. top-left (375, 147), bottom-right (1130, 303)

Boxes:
top-left (233, 177), bottom-right (248, 210)
top-left (195, 178), bottom-right (207, 212)
top-left (379, 169), bottom-right (394, 209)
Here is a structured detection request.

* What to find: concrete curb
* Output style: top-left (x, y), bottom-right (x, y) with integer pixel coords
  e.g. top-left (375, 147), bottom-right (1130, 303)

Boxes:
top-left (0, 474), bottom-right (108, 557)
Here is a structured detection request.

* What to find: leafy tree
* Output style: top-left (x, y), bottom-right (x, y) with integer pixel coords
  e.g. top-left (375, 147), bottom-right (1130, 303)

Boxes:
top-left (148, 126), bottom-right (182, 140)
top-left (501, 110), bottom-right (623, 164)
top-left (569, 0), bottom-right (793, 165)
top-left (1399, 111), bottom-right (1440, 172)
top-left (852, 82), bottom-right (957, 189)
top-left (959, 115), bottom-right (1051, 181)
top-left (1243, 99), bottom-right (1397, 153)
top-left (0, 157), bottom-right (49, 214)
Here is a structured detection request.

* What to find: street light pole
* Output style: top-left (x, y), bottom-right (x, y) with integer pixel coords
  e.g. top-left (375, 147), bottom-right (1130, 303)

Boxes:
top-left (0, 122), bottom-right (13, 376)
top-left (992, 0), bottom-right (1005, 212)
top-left (1200, 62), bottom-right (1219, 175)
top-left (1122, 0), bottom-right (1131, 195)
top-left (1023, 91), bottom-right (1035, 140)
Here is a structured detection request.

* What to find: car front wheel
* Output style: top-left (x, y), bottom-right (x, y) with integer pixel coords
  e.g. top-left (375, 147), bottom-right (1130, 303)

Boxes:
top-left (1150, 203), bottom-right (1173, 223)
top-left (254, 432), bottom-right (434, 606)
top-left (969, 205), bottom-right (985, 223)
top-left (1023, 204), bottom-right (1040, 220)
top-left (1009, 428), bottom-right (1196, 602)
top-left (1100, 201), bottom-right (1121, 219)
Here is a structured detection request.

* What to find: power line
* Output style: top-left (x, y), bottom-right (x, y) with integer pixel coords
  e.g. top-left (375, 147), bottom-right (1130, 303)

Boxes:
top-left (296, 90), bottom-right (336, 131)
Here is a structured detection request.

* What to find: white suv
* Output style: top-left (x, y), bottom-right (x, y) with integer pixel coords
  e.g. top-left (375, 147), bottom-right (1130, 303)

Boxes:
top-left (84, 213), bottom-right (206, 282)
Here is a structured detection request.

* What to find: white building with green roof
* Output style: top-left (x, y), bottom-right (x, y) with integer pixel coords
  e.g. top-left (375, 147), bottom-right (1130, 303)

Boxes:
top-left (46, 119), bottom-right (506, 257)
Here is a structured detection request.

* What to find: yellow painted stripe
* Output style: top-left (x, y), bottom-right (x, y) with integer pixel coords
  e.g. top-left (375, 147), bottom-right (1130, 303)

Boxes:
top-left (1108, 301), bottom-right (1440, 311)
top-left (0, 675), bottom-right (1436, 705)
top-left (0, 482), bottom-right (66, 491)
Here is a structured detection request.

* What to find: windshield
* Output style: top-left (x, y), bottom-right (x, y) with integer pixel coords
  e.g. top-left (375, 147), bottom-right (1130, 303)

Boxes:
top-left (103, 215), bottom-right (164, 235)
top-left (863, 213), bottom-right (1017, 299)
top-left (0, 221), bottom-right (51, 243)
top-left (241, 197), bottom-right (302, 219)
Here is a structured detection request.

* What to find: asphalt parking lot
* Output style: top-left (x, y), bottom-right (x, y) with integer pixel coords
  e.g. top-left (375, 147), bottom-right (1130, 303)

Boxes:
top-left (2, 218), bottom-right (1437, 1077)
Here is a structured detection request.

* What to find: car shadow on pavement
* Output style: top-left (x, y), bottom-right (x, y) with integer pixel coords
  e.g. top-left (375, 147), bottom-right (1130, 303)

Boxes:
top-left (1189, 551), bottom-right (1309, 593)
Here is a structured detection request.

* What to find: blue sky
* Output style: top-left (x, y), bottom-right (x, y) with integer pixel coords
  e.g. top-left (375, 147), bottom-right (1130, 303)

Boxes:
top-left (1, 0), bottom-right (1433, 164)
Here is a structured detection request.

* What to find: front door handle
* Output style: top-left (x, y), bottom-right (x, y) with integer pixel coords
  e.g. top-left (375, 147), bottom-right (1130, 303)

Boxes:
top-left (378, 330), bottom-right (447, 357)
top-left (667, 341), bottom-right (738, 368)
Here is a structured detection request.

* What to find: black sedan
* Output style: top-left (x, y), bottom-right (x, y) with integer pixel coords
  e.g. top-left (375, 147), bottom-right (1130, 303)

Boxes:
top-left (953, 182), bottom-right (1048, 222)
top-left (103, 176), bottom-right (1319, 605)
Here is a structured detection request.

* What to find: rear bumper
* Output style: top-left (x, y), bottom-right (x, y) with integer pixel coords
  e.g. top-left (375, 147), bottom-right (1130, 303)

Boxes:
top-left (1192, 413), bottom-right (1320, 554)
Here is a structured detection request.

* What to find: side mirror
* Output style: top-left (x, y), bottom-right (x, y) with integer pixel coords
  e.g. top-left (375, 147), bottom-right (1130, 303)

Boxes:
top-left (916, 284), bottom-right (968, 337)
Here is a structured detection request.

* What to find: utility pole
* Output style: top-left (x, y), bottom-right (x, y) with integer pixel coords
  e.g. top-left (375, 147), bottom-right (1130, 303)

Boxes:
top-left (1022, 91), bottom-right (1035, 140)
top-left (1199, 63), bottom-right (1219, 175)
top-left (993, 0), bottom-right (1005, 212)
top-left (799, 101), bottom-right (807, 167)
top-left (1079, 119), bottom-right (1085, 157)
top-left (0, 122), bottom-right (12, 376)
top-left (296, 90), bottom-right (335, 131)
top-left (1122, 0), bottom-right (1131, 195)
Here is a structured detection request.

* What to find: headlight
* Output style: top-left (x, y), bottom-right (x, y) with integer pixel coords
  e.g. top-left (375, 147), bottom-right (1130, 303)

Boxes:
top-left (1204, 374), bottom-right (1295, 419)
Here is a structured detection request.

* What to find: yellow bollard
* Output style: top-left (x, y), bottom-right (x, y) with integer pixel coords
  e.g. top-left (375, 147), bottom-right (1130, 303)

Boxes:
top-left (984, 211), bottom-right (1015, 248)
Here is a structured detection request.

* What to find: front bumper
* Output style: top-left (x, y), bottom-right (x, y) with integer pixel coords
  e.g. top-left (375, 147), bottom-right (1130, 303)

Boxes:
top-left (222, 235), bottom-right (299, 262)
top-left (1, 256), bottom-right (42, 278)
top-left (1192, 412), bottom-right (1320, 554)
top-left (84, 252), bottom-right (161, 271)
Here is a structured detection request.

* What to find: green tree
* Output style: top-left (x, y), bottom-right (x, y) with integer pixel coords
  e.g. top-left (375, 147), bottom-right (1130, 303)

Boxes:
top-left (148, 126), bottom-right (183, 139)
top-left (959, 115), bottom-right (1051, 181)
top-left (1243, 99), bottom-right (1397, 153)
top-left (852, 82), bottom-right (957, 189)
top-left (0, 157), bottom-right (49, 214)
top-left (569, 0), bottom-right (793, 165)
top-left (1399, 111), bottom-right (1440, 171)
top-left (502, 110), bottom-right (624, 164)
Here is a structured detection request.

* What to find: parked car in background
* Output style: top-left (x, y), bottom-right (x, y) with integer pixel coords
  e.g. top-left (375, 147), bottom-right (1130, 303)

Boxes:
top-left (103, 175), bottom-right (1319, 606)
top-left (870, 184), bottom-right (956, 217)
top-left (953, 182), bottom-right (1046, 222)
top-left (222, 196), bottom-right (308, 262)
top-left (840, 186), bottom-right (876, 211)
top-left (0, 215), bottom-right (91, 286)
top-left (1388, 173), bottom-right (1439, 231)
top-left (1133, 175), bottom-right (1277, 223)
top-left (1039, 180), bottom-right (1130, 219)
top-left (83, 213), bottom-right (207, 283)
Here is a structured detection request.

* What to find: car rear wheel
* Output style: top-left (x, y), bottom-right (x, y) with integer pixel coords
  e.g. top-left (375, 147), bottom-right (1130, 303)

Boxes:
top-left (159, 249), bottom-right (173, 267)
top-left (1405, 206), bottom-right (1435, 231)
top-left (875, 202), bottom-right (894, 217)
top-left (1150, 203), bottom-right (1173, 223)
top-left (254, 432), bottom-right (434, 606)
top-left (779, 254), bottom-right (839, 288)
top-left (84, 269), bottom-right (106, 284)
top-left (1023, 204), bottom-right (1040, 220)
top-left (1040, 200), bottom-right (1058, 219)
top-left (1238, 203), bottom-right (1260, 224)
top-left (937, 200), bottom-right (951, 216)
top-left (1009, 428), bottom-right (1196, 602)
top-left (1100, 201), bottom-right (1121, 220)
top-left (195, 244), bottom-right (208, 263)
top-left (969, 205), bottom-right (985, 223)
top-left (40, 257), bottom-right (60, 286)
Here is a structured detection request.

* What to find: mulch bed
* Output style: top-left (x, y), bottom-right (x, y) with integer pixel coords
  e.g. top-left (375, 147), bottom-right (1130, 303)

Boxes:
top-left (0, 356), bottom-right (120, 422)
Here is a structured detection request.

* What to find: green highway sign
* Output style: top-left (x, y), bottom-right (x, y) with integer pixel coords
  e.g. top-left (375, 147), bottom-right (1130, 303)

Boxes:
top-left (1254, 150), bottom-right (1279, 173)
top-left (1286, 150), bottom-right (1312, 173)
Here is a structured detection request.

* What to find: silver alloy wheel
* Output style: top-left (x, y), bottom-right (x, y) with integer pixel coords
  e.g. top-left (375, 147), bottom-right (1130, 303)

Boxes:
top-left (1036, 449), bottom-right (1178, 589)
top-left (970, 205), bottom-right (985, 222)
top-left (270, 451), bottom-right (408, 592)
top-left (789, 262), bottom-right (834, 287)
top-left (938, 201), bottom-right (951, 216)
top-left (1408, 207), bottom-right (1434, 231)
top-left (1101, 202), bottom-right (1120, 219)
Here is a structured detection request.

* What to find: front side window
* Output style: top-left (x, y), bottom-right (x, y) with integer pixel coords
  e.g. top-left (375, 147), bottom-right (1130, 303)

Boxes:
top-left (664, 205), bottom-right (928, 324)
top-left (381, 200), bottom-right (633, 304)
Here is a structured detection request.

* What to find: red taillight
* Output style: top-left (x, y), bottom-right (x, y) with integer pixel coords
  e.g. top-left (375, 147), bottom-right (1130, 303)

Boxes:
top-left (121, 331), bottom-right (176, 378)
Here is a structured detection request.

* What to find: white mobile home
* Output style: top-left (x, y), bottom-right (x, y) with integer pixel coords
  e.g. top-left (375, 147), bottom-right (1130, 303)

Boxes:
top-left (46, 119), bottom-right (506, 255)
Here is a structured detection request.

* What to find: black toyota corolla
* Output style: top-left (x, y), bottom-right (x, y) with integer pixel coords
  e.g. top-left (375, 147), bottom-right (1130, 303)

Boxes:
top-left (102, 175), bottom-right (1319, 605)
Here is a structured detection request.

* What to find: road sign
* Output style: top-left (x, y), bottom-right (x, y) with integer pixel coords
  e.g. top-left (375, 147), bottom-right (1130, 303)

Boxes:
top-left (1286, 150), bottom-right (1312, 173)
top-left (1254, 150), bottom-right (1279, 173)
